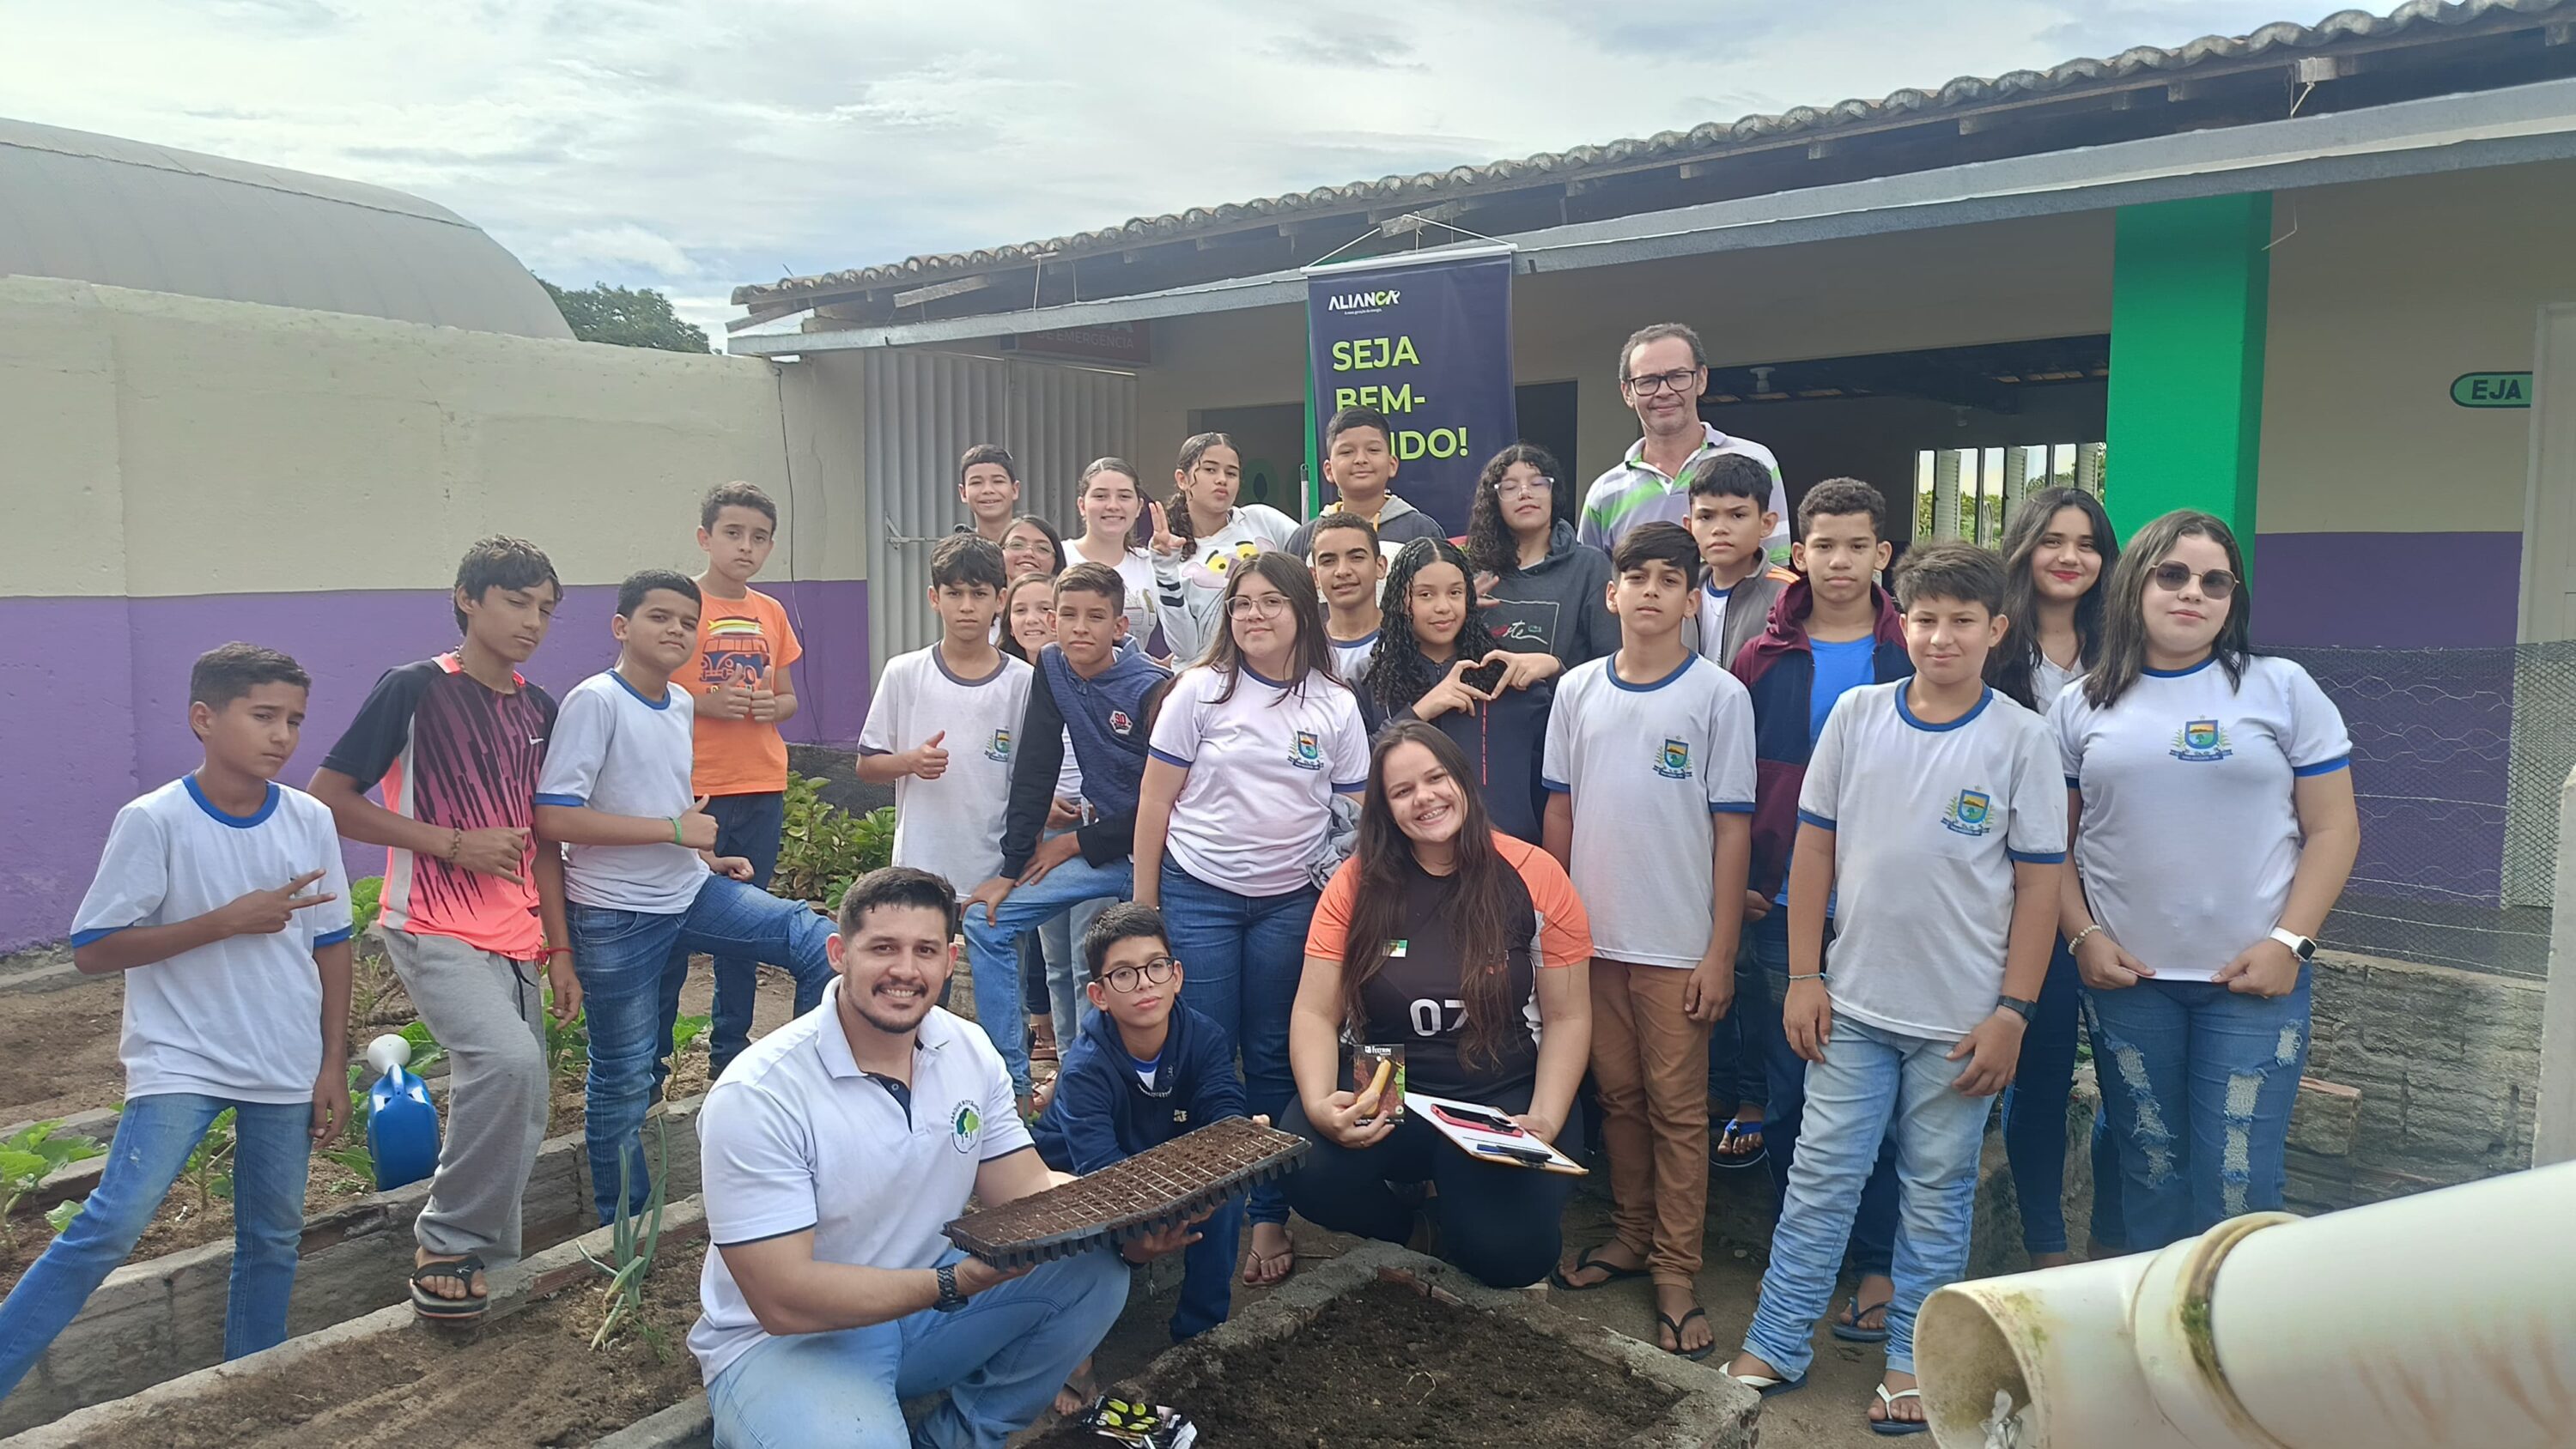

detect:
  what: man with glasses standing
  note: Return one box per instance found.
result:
[1580,324,1789,561]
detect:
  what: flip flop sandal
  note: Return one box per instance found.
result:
[1832,1293,1894,1343]
[1550,1245,1649,1291]
[1711,1118,1769,1170]
[1657,1307,1717,1361]
[1242,1230,1297,1286]
[410,1253,489,1321]
[1720,1364,1808,1398]
[1870,1385,1929,1436]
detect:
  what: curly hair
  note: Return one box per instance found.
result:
[1463,443,1566,580]
[1368,537,1487,719]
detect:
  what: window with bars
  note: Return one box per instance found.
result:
[1912,443,2105,545]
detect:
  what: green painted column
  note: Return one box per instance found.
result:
[2103,193,2273,559]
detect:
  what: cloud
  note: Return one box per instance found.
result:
[0,0,2307,346]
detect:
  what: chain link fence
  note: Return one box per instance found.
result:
[2274,641,2576,980]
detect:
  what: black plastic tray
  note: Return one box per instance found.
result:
[945,1118,1310,1269]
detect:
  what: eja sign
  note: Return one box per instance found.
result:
[2451,372,2531,409]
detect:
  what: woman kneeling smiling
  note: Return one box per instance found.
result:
[1280,723,1594,1288]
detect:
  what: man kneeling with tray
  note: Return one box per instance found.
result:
[688,866,1201,1449]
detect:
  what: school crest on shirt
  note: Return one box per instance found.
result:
[1109,709,1135,737]
[1290,730,1325,771]
[2169,719,2233,763]
[1941,789,1995,837]
[1656,737,1692,780]
[985,729,1013,763]
[950,1100,983,1154]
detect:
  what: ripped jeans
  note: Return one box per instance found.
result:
[2081,967,2311,1251]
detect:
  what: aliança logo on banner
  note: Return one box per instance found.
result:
[1324,288,1401,313]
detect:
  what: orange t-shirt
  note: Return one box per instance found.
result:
[688,586,804,797]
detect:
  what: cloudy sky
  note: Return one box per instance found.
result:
[5,0,2313,344]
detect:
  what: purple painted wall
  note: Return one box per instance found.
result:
[0,579,869,951]
[2254,530,2521,908]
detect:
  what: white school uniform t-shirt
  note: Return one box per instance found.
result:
[2033,654,2082,708]
[1328,630,1381,690]
[2054,656,2350,982]
[690,988,1030,1384]
[1799,684,2067,1039]
[70,778,355,1103]
[536,671,708,913]
[859,646,1033,899]
[1542,653,1757,967]
[1149,664,1368,898]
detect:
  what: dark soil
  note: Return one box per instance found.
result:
[124,1240,708,1448]
[1028,1278,1680,1449]
[945,1119,1307,1264]
[0,974,128,1127]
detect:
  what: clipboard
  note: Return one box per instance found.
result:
[1407,1092,1587,1175]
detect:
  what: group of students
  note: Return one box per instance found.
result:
[0,319,2360,1449]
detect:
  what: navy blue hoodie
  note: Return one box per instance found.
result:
[1031,997,1246,1173]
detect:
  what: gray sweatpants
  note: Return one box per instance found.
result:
[380,931,550,1262]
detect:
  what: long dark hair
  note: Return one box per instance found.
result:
[1340,723,1522,1073]
[1167,432,1241,555]
[1464,443,1566,579]
[996,574,1054,663]
[1370,537,1485,720]
[1202,550,1340,701]
[2085,509,2255,709]
[1990,487,2119,710]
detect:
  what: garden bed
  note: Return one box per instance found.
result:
[1025,1241,1757,1449]
[3,1200,714,1449]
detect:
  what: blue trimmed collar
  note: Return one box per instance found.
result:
[1895,684,1993,733]
[184,774,281,828]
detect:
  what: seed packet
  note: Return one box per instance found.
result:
[1079,1394,1200,1448]
[1352,1043,1406,1125]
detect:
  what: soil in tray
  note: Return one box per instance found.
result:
[120,1241,707,1448]
[1027,1279,1680,1449]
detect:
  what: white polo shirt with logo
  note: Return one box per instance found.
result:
[1577,422,1789,560]
[689,986,1031,1384]
[2052,655,2350,982]
[1541,652,1757,967]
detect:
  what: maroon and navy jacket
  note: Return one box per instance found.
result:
[1728,579,1912,900]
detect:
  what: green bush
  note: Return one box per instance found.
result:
[350,876,384,937]
[3,1122,106,1251]
[771,774,894,906]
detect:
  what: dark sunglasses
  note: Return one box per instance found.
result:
[2149,563,2237,599]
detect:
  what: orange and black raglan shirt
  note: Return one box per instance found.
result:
[320,654,558,961]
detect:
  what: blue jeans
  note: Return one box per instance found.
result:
[1157,861,1315,1228]
[1750,911,1899,1279]
[1743,1019,1990,1380]
[1705,940,1770,1113]
[706,1246,1127,1449]
[2083,967,2312,1252]
[572,874,835,1223]
[687,791,787,1082]
[0,1094,311,1398]
[961,854,1133,1094]
[2000,941,2126,1255]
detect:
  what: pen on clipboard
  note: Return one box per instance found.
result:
[1472,1143,1554,1167]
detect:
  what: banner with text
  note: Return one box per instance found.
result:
[1305,248,1515,535]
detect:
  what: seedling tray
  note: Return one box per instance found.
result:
[945,1117,1309,1269]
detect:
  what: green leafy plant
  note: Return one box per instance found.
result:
[584,1118,670,1353]
[772,775,895,906]
[184,1110,239,1210]
[349,876,385,937]
[396,1019,447,1077]
[45,1196,84,1236]
[671,1013,711,1058]
[544,992,590,1082]
[2,1122,107,1251]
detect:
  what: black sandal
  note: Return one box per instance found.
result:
[410,1252,489,1321]
[1551,1245,1649,1291]
[1659,1306,1716,1361]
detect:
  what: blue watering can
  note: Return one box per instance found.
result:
[364,1034,440,1191]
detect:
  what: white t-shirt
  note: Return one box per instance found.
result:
[1054,727,1084,810]
[1149,664,1367,898]
[1152,505,1302,664]
[1800,683,2067,1038]
[2033,653,2082,708]
[2054,655,2350,982]
[858,646,1033,900]
[1328,629,1380,690]
[70,778,355,1104]
[536,670,708,913]
[1693,583,1735,666]
[690,988,1031,1384]
[1542,652,1757,967]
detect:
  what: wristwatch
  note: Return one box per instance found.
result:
[2268,927,2318,961]
[1994,995,2038,1024]
[933,1262,967,1313]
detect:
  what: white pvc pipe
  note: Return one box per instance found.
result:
[1915,1159,2576,1448]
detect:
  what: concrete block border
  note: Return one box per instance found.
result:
[0,1197,710,1448]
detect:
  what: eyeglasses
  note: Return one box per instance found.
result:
[1623,368,1698,397]
[2149,563,2238,599]
[1102,956,1180,993]
[1227,595,1291,619]
[1494,475,1556,499]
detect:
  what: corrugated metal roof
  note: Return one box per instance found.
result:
[735,0,2573,310]
[0,117,574,338]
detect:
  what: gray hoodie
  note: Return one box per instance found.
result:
[1480,519,1618,668]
